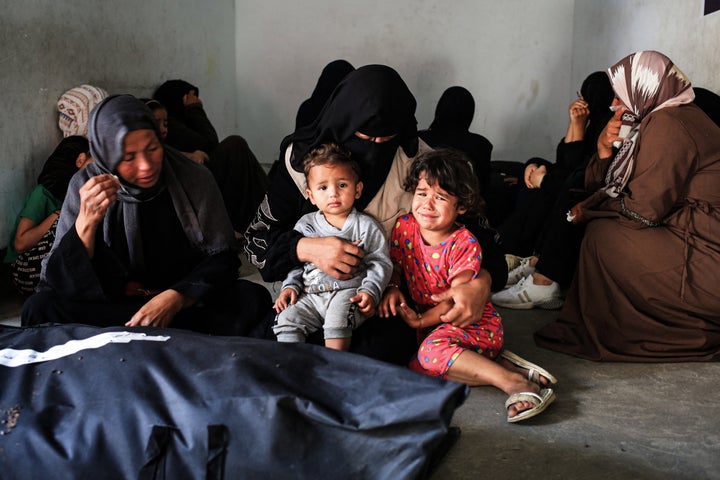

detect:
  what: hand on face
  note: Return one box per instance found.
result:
[78,174,120,225]
[183,90,202,107]
[597,100,625,157]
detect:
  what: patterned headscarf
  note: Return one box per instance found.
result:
[602,51,694,198]
[57,85,109,138]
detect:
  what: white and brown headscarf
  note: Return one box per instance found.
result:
[602,51,695,198]
[57,85,109,137]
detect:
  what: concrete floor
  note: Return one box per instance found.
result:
[239,261,720,480]
[3,262,719,479]
[431,307,720,480]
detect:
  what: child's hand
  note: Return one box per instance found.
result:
[273,288,297,313]
[397,303,424,329]
[378,287,405,318]
[351,291,375,316]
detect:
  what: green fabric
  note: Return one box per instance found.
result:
[4,185,61,263]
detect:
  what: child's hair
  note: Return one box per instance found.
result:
[404,148,485,217]
[302,143,360,181]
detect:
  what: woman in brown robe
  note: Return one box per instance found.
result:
[535,51,720,362]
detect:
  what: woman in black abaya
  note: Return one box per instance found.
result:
[245,64,506,364]
[22,95,270,334]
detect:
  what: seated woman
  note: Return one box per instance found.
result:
[492,72,614,309]
[419,86,493,202]
[497,72,614,259]
[152,80,268,235]
[244,64,507,365]
[4,137,92,294]
[535,51,720,361]
[22,95,271,335]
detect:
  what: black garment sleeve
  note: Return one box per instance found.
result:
[463,217,507,292]
[42,227,126,301]
[165,105,219,154]
[244,158,313,282]
[169,250,239,300]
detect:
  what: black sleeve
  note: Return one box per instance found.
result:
[42,227,126,300]
[169,250,239,300]
[463,217,507,292]
[540,139,586,196]
[243,158,313,282]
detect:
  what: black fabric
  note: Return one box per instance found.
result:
[205,135,269,232]
[36,136,89,201]
[693,87,720,127]
[284,64,418,210]
[0,323,467,479]
[295,59,355,130]
[22,279,271,337]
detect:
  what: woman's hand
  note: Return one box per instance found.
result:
[567,202,587,224]
[524,163,547,189]
[125,289,190,328]
[597,106,625,158]
[296,236,365,280]
[75,174,120,257]
[431,270,491,328]
[185,150,209,165]
[273,288,297,313]
[568,98,590,124]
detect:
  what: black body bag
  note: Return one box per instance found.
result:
[0,324,467,479]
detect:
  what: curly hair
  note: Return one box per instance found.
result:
[302,142,360,181]
[404,148,485,216]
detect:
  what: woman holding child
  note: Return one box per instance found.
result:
[245,64,507,364]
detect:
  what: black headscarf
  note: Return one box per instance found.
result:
[152,80,198,119]
[56,95,233,272]
[693,87,720,127]
[295,60,355,130]
[579,71,615,153]
[429,86,475,131]
[284,64,418,209]
[37,136,89,201]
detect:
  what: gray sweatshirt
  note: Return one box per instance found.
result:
[281,208,392,304]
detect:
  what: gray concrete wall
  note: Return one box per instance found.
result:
[0,0,236,247]
[235,0,576,168]
[571,1,720,98]
[3,1,720,249]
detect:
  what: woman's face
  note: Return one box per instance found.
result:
[152,108,169,140]
[116,129,163,188]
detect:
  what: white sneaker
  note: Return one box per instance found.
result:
[505,257,535,288]
[491,275,563,310]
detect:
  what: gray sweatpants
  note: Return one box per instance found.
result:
[273,289,365,343]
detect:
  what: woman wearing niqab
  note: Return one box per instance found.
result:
[22,95,270,334]
[245,65,507,364]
